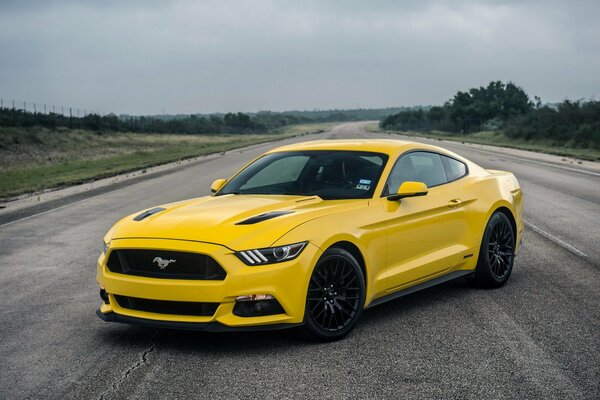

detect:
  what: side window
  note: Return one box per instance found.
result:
[240,155,308,190]
[441,156,467,182]
[384,151,448,195]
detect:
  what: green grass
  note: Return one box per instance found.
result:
[0,123,335,200]
[365,123,600,161]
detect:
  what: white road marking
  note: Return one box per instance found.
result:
[524,220,588,258]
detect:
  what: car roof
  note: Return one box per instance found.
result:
[268,139,451,157]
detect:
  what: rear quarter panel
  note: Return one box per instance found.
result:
[462,170,523,267]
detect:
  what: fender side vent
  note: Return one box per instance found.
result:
[133,207,166,221]
[236,211,294,225]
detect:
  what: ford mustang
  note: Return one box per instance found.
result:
[97,139,523,341]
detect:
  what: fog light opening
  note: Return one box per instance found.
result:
[99,289,110,304]
[233,294,284,317]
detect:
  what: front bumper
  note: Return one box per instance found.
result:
[97,238,320,329]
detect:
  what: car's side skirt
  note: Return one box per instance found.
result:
[367,270,473,308]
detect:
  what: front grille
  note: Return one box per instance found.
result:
[107,249,226,280]
[114,295,219,317]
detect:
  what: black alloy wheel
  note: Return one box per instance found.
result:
[488,217,515,280]
[303,248,365,341]
[469,211,516,288]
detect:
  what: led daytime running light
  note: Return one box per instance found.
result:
[236,242,307,265]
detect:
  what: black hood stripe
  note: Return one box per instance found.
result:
[236,211,294,225]
[133,207,166,221]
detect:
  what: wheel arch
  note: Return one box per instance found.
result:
[494,206,517,240]
[327,240,367,287]
[485,201,519,246]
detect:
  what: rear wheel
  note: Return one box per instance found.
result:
[303,248,365,341]
[469,211,515,288]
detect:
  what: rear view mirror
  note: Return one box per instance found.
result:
[211,179,227,193]
[387,181,428,201]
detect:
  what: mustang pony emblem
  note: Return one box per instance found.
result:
[153,257,176,269]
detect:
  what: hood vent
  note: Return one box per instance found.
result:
[133,207,166,221]
[236,210,294,225]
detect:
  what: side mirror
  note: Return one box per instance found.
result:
[387,181,428,201]
[211,178,227,193]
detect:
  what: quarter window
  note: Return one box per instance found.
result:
[441,156,467,182]
[384,151,447,195]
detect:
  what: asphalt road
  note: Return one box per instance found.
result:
[1,122,598,399]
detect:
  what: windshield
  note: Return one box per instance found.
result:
[218,150,388,200]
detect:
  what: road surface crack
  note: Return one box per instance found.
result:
[98,330,160,400]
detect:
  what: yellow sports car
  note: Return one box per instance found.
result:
[97,139,523,340]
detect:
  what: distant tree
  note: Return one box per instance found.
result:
[505,100,600,148]
[380,81,536,133]
[224,112,253,131]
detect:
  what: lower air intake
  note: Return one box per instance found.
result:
[114,295,219,317]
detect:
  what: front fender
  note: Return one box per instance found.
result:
[271,208,388,306]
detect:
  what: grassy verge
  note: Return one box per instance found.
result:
[0,123,335,200]
[365,123,600,161]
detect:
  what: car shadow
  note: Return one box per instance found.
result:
[96,277,480,354]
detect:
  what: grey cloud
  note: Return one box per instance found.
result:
[0,0,598,114]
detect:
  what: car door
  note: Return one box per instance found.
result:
[383,151,468,292]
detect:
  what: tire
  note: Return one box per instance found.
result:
[302,247,366,342]
[469,211,516,288]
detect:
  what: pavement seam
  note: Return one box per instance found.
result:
[97,330,160,400]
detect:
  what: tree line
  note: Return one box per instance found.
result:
[0,104,407,135]
[0,108,298,134]
[380,81,599,149]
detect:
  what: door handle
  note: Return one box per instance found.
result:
[448,199,462,208]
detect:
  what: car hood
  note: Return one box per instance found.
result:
[110,194,365,250]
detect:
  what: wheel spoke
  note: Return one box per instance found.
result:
[338,306,353,320]
[337,298,358,314]
[313,306,325,320]
[340,267,354,285]
[337,276,358,291]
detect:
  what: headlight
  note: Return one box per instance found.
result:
[102,241,109,255]
[236,242,307,265]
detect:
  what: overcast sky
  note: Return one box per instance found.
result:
[0,0,599,115]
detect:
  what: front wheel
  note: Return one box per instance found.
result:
[469,211,515,288]
[303,248,365,341]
